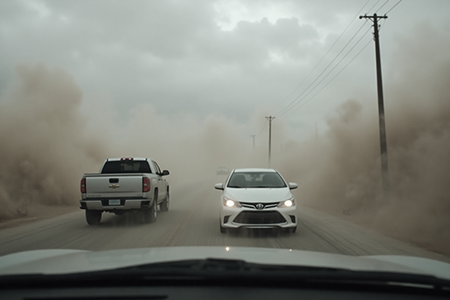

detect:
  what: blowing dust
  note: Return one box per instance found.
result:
[275,27,450,255]
[0,64,108,220]
[0,63,266,221]
[0,27,449,256]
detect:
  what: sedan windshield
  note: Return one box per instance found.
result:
[227,172,287,188]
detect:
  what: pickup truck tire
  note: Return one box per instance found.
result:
[143,197,158,223]
[86,210,102,225]
[160,192,169,212]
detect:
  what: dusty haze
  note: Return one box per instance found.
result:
[0,29,449,255]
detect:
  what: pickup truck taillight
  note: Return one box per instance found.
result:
[143,177,151,193]
[80,178,86,193]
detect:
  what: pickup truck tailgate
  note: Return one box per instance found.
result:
[85,175,144,198]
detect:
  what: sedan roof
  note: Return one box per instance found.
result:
[233,168,277,173]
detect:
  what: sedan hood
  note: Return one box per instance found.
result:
[0,246,450,280]
[225,188,293,203]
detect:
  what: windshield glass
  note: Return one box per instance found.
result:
[0,0,449,280]
[228,172,287,188]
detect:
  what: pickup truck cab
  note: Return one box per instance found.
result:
[80,157,170,225]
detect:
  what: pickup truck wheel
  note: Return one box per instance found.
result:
[143,199,157,223]
[160,192,169,212]
[86,210,102,225]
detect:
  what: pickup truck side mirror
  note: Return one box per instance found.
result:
[160,170,170,176]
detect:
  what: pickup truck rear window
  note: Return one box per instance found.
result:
[101,161,152,174]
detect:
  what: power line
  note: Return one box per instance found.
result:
[366,0,382,14]
[385,0,402,14]
[253,118,268,138]
[300,26,372,99]
[275,0,372,116]
[292,38,373,113]
[375,0,390,13]
[275,0,401,119]
[277,21,370,118]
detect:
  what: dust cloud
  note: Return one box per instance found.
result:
[0,25,449,256]
[0,62,267,221]
[0,64,108,220]
[274,26,450,255]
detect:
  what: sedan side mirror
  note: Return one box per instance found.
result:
[289,182,298,190]
[214,183,224,190]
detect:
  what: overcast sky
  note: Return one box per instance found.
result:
[1,0,449,143]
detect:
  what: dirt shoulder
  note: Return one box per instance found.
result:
[0,204,79,230]
[306,204,450,258]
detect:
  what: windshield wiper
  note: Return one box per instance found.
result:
[2,259,449,292]
[77,259,450,286]
[93,259,450,290]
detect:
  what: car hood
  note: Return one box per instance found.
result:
[0,246,449,280]
[225,188,293,202]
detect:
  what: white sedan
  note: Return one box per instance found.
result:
[214,168,298,233]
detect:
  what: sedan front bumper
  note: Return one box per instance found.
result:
[220,205,297,229]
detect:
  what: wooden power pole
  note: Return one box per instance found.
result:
[360,13,390,197]
[266,116,275,167]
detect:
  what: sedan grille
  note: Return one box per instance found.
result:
[240,202,279,210]
[233,211,286,224]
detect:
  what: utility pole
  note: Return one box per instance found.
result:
[266,116,275,167]
[360,13,390,198]
[315,121,318,142]
[250,134,256,149]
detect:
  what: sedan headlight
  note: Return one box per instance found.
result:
[223,197,241,208]
[278,198,295,208]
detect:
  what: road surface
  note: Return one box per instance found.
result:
[0,176,448,263]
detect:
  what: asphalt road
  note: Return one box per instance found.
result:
[0,176,448,263]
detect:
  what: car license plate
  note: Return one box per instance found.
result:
[108,199,121,206]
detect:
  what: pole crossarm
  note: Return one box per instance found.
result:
[359,13,388,21]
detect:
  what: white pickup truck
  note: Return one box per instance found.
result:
[79,157,170,225]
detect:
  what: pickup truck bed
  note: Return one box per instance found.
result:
[80,158,170,225]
